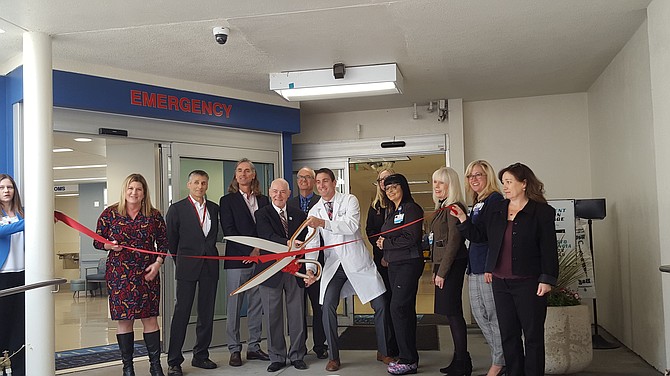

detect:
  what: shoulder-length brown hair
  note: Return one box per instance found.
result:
[227,158,262,196]
[0,174,24,217]
[117,173,156,216]
[498,162,547,204]
[464,160,501,204]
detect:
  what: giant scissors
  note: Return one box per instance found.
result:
[225,219,322,296]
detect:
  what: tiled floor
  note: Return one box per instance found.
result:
[54,289,662,376]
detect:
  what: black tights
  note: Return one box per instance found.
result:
[447,314,468,359]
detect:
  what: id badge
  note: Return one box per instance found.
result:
[428,231,434,245]
[394,213,405,224]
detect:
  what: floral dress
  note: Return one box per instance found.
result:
[93,205,168,320]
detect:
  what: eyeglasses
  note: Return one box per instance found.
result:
[384,183,400,192]
[376,178,386,183]
[466,172,486,180]
[297,175,313,180]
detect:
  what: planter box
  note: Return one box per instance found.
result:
[544,304,593,374]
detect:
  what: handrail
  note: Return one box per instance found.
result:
[0,278,67,298]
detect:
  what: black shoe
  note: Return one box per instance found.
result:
[442,353,472,376]
[167,365,183,376]
[247,349,271,361]
[497,366,506,376]
[315,348,328,359]
[267,362,286,372]
[192,357,217,369]
[292,360,308,370]
[229,352,242,367]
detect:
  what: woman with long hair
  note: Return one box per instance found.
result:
[94,173,168,376]
[430,167,470,376]
[0,174,26,376]
[366,167,398,364]
[451,163,558,376]
[376,173,424,375]
[464,160,505,376]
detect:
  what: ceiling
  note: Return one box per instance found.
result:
[0,0,650,114]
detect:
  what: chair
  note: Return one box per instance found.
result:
[85,258,107,296]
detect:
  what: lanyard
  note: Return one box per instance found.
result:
[188,196,207,229]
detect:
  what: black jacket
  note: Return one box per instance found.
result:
[219,191,270,269]
[380,201,424,264]
[457,199,558,285]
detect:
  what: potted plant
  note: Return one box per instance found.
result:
[544,250,593,374]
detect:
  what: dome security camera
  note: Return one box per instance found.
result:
[213,27,230,45]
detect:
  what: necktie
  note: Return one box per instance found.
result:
[325,201,333,220]
[280,209,289,237]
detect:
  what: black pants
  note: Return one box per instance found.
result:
[0,271,25,376]
[387,258,424,364]
[492,277,547,376]
[375,251,398,356]
[305,278,327,352]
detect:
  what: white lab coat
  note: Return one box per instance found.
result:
[305,191,386,305]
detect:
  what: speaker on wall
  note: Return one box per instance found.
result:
[575,198,606,220]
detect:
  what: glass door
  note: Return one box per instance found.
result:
[161,142,279,350]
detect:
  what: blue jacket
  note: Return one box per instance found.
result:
[0,212,25,269]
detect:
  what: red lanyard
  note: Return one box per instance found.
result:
[188,196,207,229]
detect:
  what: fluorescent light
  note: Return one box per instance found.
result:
[74,137,92,142]
[270,63,403,101]
[0,29,6,34]
[55,193,80,197]
[53,164,106,170]
[407,180,429,185]
[54,177,106,182]
[53,148,73,153]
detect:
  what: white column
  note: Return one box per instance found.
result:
[22,31,54,376]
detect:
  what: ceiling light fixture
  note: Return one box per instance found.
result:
[0,29,6,34]
[74,137,92,142]
[53,148,74,153]
[53,164,107,170]
[54,177,106,183]
[270,63,403,101]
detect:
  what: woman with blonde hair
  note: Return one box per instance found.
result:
[366,167,399,363]
[94,173,168,376]
[464,160,505,376]
[430,167,471,376]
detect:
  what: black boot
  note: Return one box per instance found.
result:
[144,330,165,376]
[116,332,135,376]
[439,352,456,374]
[444,352,472,376]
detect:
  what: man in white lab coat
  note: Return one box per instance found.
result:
[303,168,390,372]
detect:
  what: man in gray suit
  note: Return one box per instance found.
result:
[255,178,309,372]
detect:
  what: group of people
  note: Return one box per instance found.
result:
[0,156,557,376]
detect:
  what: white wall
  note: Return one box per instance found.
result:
[587,18,664,370]
[54,196,80,281]
[463,93,592,200]
[647,0,670,369]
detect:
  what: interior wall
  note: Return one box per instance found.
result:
[587,18,664,370]
[462,93,592,200]
[647,0,670,369]
[54,196,80,281]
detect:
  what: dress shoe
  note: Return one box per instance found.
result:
[191,357,217,369]
[167,365,183,376]
[292,360,308,370]
[325,359,341,372]
[315,348,329,359]
[376,351,396,365]
[247,349,271,361]
[229,352,242,367]
[267,361,285,372]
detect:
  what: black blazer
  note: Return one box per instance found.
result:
[457,199,559,285]
[380,201,424,263]
[166,197,220,281]
[219,191,270,269]
[254,204,308,288]
[287,193,320,215]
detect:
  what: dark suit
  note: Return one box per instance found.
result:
[287,193,328,354]
[166,197,220,366]
[254,204,308,363]
[219,191,270,353]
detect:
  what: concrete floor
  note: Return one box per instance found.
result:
[60,325,661,376]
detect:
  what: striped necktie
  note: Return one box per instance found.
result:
[280,209,289,237]
[325,201,333,220]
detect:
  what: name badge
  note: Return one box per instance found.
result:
[394,213,405,224]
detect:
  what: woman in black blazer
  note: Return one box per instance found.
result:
[450,163,558,376]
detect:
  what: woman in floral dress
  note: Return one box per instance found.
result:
[94,173,167,376]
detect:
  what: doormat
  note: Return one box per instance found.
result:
[338,324,439,351]
[55,341,149,370]
[354,314,448,326]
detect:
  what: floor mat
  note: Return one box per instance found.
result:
[55,341,148,370]
[338,324,440,351]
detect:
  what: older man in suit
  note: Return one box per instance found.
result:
[303,168,389,372]
[287,166,328,360]
[255,178,309,372]
[166,170,220,376]
[220,159,270,367]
